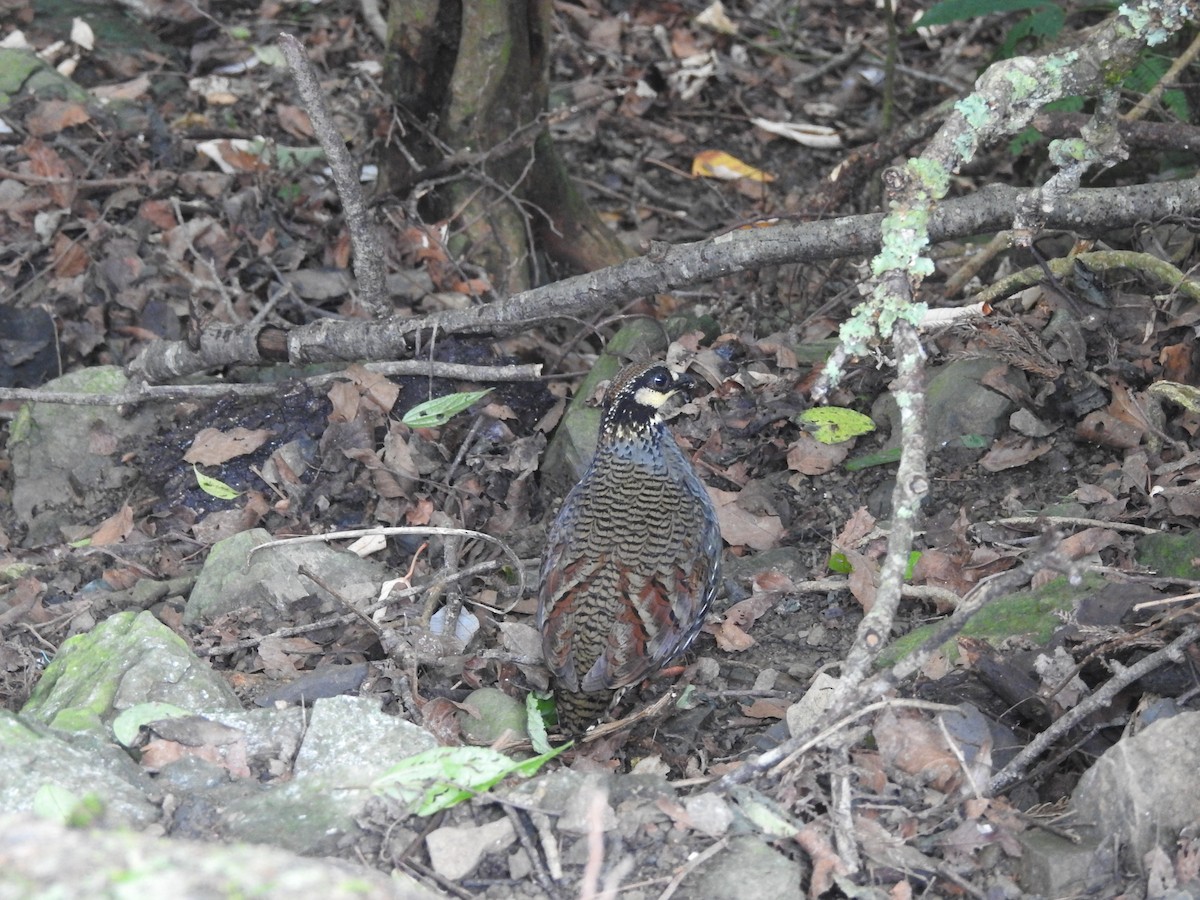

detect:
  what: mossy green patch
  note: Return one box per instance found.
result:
[880,573,1105,666]
[1135,532,1200,580]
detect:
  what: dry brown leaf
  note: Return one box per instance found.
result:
[91,74,152,102]
[910,548,970,604]
[27,100,91,137]
[101,567,141,591]
[1074,482,1117,504]
[753,569,795,593]
[137,718,251,779]
[90,505,133,547]
[1058,527,1121,559]
[706,487,783,550]
[979,435,1052,471]
[345,363,401,413]
[711,620,755,651]
[873,708,961,793]
[723,593,776,629]
[833,507,876,550]
[51,232,89,278]
[420,697,464,746]
[326,380,361,423]
[786,431,848,476]
[844,547,878,612]
[257,635,303,679]
[24,138,75,207]
[406,497,434,526]
[740,699,787,719]
[183,426,272,465]
[796,823,850,897]
[276,103,314,139]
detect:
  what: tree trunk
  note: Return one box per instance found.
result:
[383,0,628,294]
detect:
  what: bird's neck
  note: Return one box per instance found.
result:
[599,415,664,447]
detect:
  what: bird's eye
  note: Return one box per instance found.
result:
[650,370,671,389]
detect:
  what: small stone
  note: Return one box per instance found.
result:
[683,793,733,838]
[752,668,778,692]
[508,848,532,880]
[786,672,840,738]
[678,834,802,899]
[804,623,828,647]
[691,657,721,684]
[557,775,617,835]
[425,817,516,881]
[456,687,528,744]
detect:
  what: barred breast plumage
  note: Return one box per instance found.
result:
[537,361,722,734]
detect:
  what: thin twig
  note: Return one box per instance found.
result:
[655,838,728,900]
[0,360,540,409]
[252,526,525,603]
[987,624,1200,794]
[984,515,1161,536]
[278,32,386,317]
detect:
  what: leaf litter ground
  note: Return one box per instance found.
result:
[1,0,1199,897]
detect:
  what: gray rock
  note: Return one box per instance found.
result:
[677,835,802,900]
[556,773,618,835]
[0,813,432,899]
[21,610,240,735]
[1022,709,1200,896]
[425,818,516,880]
[1072,710,1200,868]
[1017,828,1107,898]
[184,528,385,628]
[875,357,1024,450]
[502,767,588,816]
[8,366,158,547]
[684,793,734,838]
[0,711,160,829]
[214,696,437,854]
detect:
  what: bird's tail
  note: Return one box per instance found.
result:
[554,689,613,735]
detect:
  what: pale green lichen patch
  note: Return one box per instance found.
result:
[1049,138,1089,165]
[873,208,934,277]
[1120,0,1193,46]
[954,94,991,129]
[836,306,880,358]
[1003,66,1040,100]
[905,158,950,198]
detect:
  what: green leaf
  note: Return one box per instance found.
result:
[372,743,568,815]
[526,692,554,755]
[797,407,876,445]
[1125,55,1192,122]
[252,45,287,69]
[828,552,852,575]
[33,784,104,827]
[111,702,192,748]
[193,465,240,500]
[997,5,1065,57]
[402,389,493,428]
[905,551,922,581]
[830,550,921,581]
[844,447,902,471]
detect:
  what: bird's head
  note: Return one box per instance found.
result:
[600,362,696,438]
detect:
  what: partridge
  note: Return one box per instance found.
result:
[538,361,722,734]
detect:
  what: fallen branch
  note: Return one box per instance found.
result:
[127,177,1200,382]
[0,360,543,409]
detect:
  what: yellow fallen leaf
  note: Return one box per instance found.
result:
[691,149,775,183]
[695,1,738,34]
